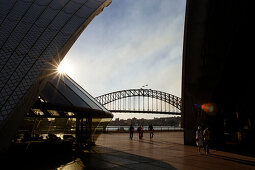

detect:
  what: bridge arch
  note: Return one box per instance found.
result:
[95,89,182,115]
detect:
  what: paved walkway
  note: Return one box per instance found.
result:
[91,132,255,170]
[3,132,255,169]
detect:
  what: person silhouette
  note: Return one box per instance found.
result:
[203,127,210,154]
[196,125,203,154]
[129,124,134,139]
[141,125,144,139]
[149,124,154,138]
[137,125,143,139]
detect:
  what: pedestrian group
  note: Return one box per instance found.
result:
[129,124,154,140]
[196,125,210,155]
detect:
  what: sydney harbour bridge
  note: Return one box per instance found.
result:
[96,88,182,116]
[1,0,251,156]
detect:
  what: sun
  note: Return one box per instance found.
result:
[57,59,73,74]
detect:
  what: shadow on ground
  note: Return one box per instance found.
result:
[0,145,177,170]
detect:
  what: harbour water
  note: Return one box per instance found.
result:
[105,126,182,132]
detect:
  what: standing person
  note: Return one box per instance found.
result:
[141,125,144,139]
[203,127,210,155]
[138,125,143,139]
[129,124,134,140]
[137,125,142,139]
[149,124,154,138]
[196,126,203,154]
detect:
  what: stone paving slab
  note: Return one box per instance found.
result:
[94,132,255,170]
[2,132,255,169]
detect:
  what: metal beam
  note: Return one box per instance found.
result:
[96,88,182,111]
[108,110,181,115]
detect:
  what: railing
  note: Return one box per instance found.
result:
[104,126,183,132]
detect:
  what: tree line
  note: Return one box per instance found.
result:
[108,117,181,127]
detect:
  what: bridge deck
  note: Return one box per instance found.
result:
[108,110,181,115]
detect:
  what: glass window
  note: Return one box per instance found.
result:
[47,110,60,116]
[32,109,44,116]
[62,75,108,112]
[51,78,90,108]
[40,82,72,106]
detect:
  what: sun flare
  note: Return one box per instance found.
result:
[57,60,73,74]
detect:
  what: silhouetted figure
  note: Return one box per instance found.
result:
[149,124,154,138]
[46,134,60,143]
[137,125,143,139]
[203,127,210,155]
[141,125,144,138]
[137,125,140,139]
[129,124,134,139]
[196,126,203,154]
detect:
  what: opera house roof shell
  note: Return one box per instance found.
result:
[0,0,112,152]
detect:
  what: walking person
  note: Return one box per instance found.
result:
[203,127,210,155]
[129,124,134,140]
[196,125,203,154]
[138,125,143,139]
[137,125,141,139]
[141,125,144,139]
[149,124,154,138]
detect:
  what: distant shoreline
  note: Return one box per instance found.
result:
[104,126,183,133]
[103,130,183,133]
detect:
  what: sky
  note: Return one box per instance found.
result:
[59,0,186,120]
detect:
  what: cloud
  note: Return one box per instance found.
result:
[62,0,186,100]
